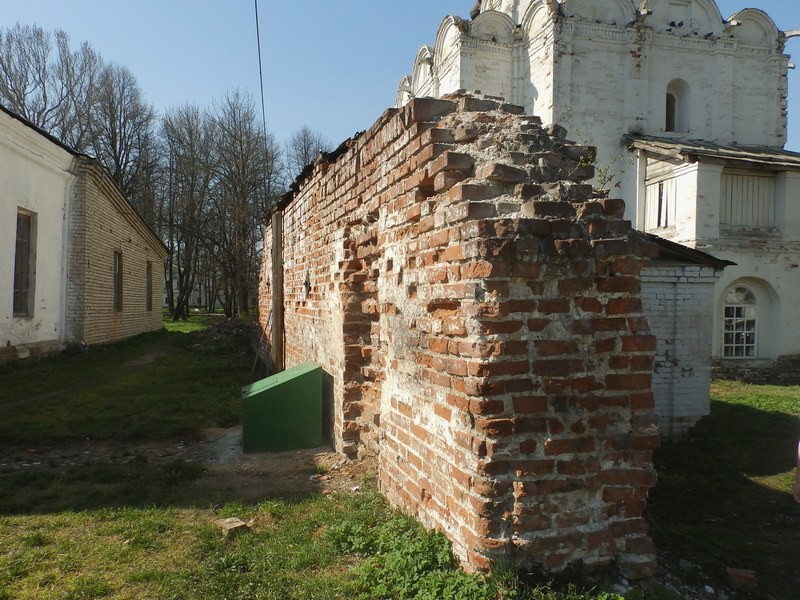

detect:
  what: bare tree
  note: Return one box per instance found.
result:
[211,89,282,316]
[52,31,101,152]
[0,24,99,150]
[90,63,156,206]
[0,25,159,224]
[0,23,55,125]
[160,104,217,320]
[285,124,332,179]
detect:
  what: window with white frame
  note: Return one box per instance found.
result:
[644,178,678,230]
[723,285,758,358]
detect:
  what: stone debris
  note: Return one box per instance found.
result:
[726,567,758,590]
[213,517,253,539]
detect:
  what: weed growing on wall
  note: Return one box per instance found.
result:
[572,131,634,194]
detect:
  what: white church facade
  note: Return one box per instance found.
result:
[397,0,799,432]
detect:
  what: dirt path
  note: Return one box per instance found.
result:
[0,424,376,500]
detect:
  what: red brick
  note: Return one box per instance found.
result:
[477,320,524,335]
[537,299,571,313]
[439,245,465,262]
[478,161,528,183]
[513,396,549,413]
[593,337,617,353]
[606,297,643,314]
[543,437,596,455]
[610,257,645,275]
[513,459,555,476]
[405,97,456,123]
[517,417,548,433]
[511,261,541,278]
[630,356,655,371]
[427,337,449,354]
[470,398,506,415]
[446,393,470,412]
[599,198,626,217]
[468,360,529,377]
[606,374,651,391]
[476,418,516,436]
[558,278,593,295]
[596,277,641,294]
[620,335,657,352]
[534,340,579,357]
[630,392,655,410]
[533,359,585,377]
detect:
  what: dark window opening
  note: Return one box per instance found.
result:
[13,210,35,316]
[666,93,677,132]
[114,251,123,312]
[146,261,153,311]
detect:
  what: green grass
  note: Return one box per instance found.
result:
[648,379,800,599]
[0,316,249,443]
[2,330,798,598]
[0,490,624,600]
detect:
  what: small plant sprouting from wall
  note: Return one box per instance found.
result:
[573,131,634,194]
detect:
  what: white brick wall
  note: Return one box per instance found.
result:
[641,263,718,435]
[69,158,166,346]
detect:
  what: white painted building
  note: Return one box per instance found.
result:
[0,105,167,362]
[0,107,74,359]
[396,0,800,432]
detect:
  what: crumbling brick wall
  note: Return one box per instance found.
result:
[260,94,659,578]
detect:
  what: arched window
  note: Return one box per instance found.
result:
[665,79,690,133]
[723,285,758,358]
[665,93,677,132]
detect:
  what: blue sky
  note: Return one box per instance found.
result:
[3,1,798,150]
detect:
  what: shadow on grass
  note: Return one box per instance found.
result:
[0,318,319,515]
[0,322,257,445]
[648,399,800,599]
[0,453,326,516]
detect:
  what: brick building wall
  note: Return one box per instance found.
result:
[640,263,718,436]
[260,94,660,578]
[68,157,165,346]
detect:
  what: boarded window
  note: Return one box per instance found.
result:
[720,171,775,227]
[13,210,36,316]
[723,285,757,358]
[644,178,677,230]
[114,251,123,312]
[146,261,153,311]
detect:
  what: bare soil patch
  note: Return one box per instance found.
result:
[0,426,377,503]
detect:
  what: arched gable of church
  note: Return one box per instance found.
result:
[479,0,536,24]
[433,15,465,67]
[520,0,559,41]
[558,0,636,27]
[640,0,724,36]
[727,9,781,45]
[395,75,413,107]
[471,10,517,44]
[411,46,436,98]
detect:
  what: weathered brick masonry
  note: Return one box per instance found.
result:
[260,94,660,577]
